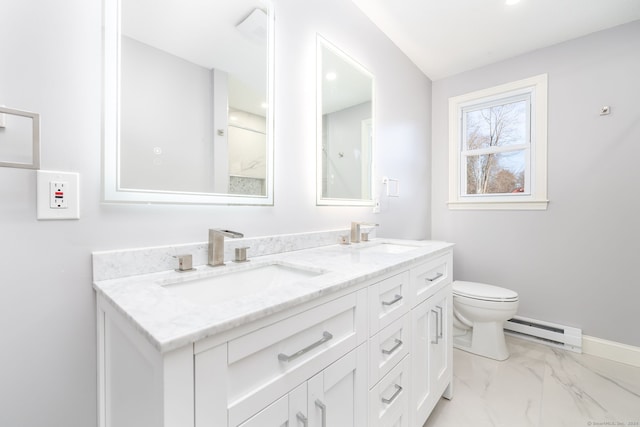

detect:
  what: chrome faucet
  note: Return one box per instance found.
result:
[350,222,379,243]
[208,229,244,267]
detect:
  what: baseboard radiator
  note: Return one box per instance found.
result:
[503,316,582,353]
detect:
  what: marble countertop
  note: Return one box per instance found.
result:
[93,238,454,353]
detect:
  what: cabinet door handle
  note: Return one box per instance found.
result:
[278,331,333,362]
[382,294,403,306]
[381,384,403,404]
[381,338,403,355]
[431,309,440,344]
[437,305,444,339]
[296,411,308,427]
[425,272,443,282]
[315,399,327,427]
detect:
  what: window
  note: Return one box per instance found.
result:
[448,74,548,210]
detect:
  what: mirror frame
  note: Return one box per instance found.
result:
[316,35,375,207]
[102,0,275,205]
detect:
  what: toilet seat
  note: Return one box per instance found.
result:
[453,281,518,302]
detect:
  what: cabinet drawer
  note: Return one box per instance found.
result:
[226,290,367,427]
[410,252,452,307]
[369,313,410,387]
[368,355,410,427]
[369,271,410,336]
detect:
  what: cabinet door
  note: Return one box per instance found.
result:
[307,344,367,427]
[288,383,309,427]
[237,383,308,427]
[430,285,452,401]
[237,394,288,427]
[410,297,434,427]
[410,285,453,427]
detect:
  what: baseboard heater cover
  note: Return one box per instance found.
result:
[503,316,582,353]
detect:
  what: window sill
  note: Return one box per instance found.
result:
[447,200,549,210]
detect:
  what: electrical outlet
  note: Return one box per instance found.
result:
[37,170,80,220]
[373,197,381,213]
[50,181,68,209]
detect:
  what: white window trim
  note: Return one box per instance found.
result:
[448,74,549,210]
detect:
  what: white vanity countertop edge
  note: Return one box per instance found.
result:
[93,239,454,353]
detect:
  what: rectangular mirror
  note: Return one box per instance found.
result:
[316,35,374,206]
[0,106,40,170]
[103,0,274,204]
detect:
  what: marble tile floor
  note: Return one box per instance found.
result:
[424,336,640,427]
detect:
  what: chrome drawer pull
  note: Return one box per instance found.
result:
[381,338,403,355]
[382,294,403,306]
[425,272,443,282]
[296,412,308,427]
[431,309,440,344]
[278,331,333,362]
[381,384,403,404]
[437,305,444,339]
[315,399,327,427]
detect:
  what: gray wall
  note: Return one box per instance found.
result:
[0,0,431,426]
[431,21,640,347]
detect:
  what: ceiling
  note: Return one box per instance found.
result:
[351,0,640,81]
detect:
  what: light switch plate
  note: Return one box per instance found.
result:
[37,170,80,220]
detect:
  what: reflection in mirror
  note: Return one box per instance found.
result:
[317,36,374,206]
[103,0,273,204]
[0,106,40,170]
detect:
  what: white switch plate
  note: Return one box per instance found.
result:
[37,170,80,220]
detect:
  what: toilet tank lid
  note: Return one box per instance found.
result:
[453,281,518,301]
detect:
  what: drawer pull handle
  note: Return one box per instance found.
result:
[381,338,403,355]
[425,272,443,282]
[381,384,403,404]
[437,305,444,339]
[296,412,308,427]
[382,294,403,306]
[278,331,333,362]
[315,399,327,427]
[431,309,440,344]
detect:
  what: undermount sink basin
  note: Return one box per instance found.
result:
[355,243,418,254]
[163,263,323,305]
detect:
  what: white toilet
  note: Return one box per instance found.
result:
[452,281,519,361]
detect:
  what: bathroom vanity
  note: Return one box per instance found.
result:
[93,232,453,427]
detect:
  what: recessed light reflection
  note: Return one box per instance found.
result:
[326,72,337,81]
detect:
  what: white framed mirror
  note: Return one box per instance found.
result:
[103,0,274,204]
[316,35,374,206]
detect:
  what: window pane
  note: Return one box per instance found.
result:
[465,150,526,195]
[464,99,527,151]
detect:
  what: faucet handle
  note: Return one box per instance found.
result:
[233,247,250,263]
[174,254,195,272]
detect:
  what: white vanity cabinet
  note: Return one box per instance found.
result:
[95,245,454,427]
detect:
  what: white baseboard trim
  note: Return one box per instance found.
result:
[582,336,640,368]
